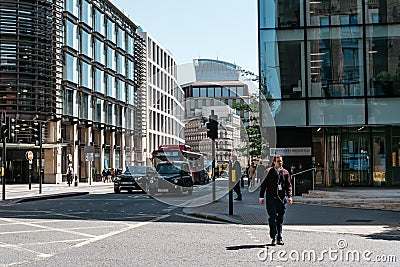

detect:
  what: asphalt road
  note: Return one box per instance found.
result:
[0,192,399,266]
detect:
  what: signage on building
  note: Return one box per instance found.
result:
[270,147,312,156]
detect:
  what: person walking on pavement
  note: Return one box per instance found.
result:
[259,155,292,245]
[230,155,242,201]
[256,160,266,184]
[66,165,73,187]
[248,162,256,187]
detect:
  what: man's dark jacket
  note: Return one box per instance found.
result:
[259,167,292,202]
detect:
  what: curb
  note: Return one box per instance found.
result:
[8,192,90,204]
[182,208,243,224]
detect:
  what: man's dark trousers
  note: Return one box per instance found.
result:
[266,198,286,240]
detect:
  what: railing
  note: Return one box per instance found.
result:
[291,168,316,196]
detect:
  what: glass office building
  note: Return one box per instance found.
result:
[259,0,400,187]
[0,0,146,183]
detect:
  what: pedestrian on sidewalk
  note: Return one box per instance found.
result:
[256,161,266,184]
[248,162,256,187]
[259,155,292,246]
[66,164,73,187]
[229,155,242,201]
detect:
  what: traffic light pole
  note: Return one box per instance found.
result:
[211,139,216,202]
[2,134,6,201]
[38,121,43,194]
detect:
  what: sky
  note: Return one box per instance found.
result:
[110,0,259,74]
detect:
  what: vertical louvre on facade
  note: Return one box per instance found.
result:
[134,33,147,140]
[0,0,61,121]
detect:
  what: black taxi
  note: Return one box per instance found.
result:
[148,161,193,195]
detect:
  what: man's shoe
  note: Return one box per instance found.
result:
[234,197,242,201]
[277,239,284,245]
[271,239,276,246]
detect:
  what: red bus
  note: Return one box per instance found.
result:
[152,145,209,184]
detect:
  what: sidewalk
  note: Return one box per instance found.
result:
[0,182,113,203]
[183,186,400,225]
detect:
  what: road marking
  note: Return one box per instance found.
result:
[0,217,96,238]
[71,214,170,248]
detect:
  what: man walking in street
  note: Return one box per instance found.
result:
[66,164,73,187]
[230,155,242,200]
[259,155,292,245]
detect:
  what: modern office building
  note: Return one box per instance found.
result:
[137,32,185,165]
[259,0,400,187]
[0,0,147,184]
[181,59,250,167]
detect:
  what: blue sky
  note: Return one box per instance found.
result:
[110,0,258,74]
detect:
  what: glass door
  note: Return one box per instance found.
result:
[341,127,370,186]
[372,130,386,186]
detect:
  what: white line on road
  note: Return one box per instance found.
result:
[71,214,170,248]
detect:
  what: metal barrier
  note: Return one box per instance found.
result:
[291,168,316,196]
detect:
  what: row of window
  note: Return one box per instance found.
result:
[63,53,135,103]
[190,86,245,98]
[269,98,400,127]
[260,0,400,29]
[63,89,135,129]
[65,21,135,76]
[260,25,400,99]
[65,0,135,52]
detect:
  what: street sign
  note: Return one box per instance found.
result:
[26,151,34,160]
[85,152,94,162]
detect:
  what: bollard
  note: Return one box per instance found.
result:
[74,175,78,187]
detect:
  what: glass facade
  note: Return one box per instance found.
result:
[259,0,400,186]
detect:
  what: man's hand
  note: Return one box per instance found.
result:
[259,198,264,205]
[288,198,293,205]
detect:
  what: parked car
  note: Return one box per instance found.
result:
[113,166,156,193]
[148,161,193,195]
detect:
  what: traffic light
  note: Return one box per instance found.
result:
[6,117,15,141]
[0,118,6,140]
[206,118,218,139]
[32,121,42,145]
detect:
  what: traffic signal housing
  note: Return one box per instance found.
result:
[32,121,42,145]
[206,118,218,140]
[6,117,15,141]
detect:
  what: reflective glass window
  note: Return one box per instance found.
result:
[94,9,105,36]
[65,0,79,17]
[80,60,92,89]
[127,34,134,55]
[106,46,116,70]
[366,1,400,24]
[65,19,78,50]
[94,68,105,94]
[107,19,116,43]
[117,27,125,50]
[80,29,92,57]
[260,0,302,29]
[309,99,365,125]
[307,27,364,98]
[260,29,304,100]
[366,25,400,97]
[117,53,125,75]
[127,84,134,104]
[94,38,105,65]
[368,98,400,124]
[81,0,92,27]
[80,93,89,119]
[222,87,229,97]
[273,100,306,126]
[63,53,78,83]
[237,86,244,96]
[207,87,214,97]
[192,87,199,97]
[308,0,362,27]
[107,74,116,98]
[127,59,134,80]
